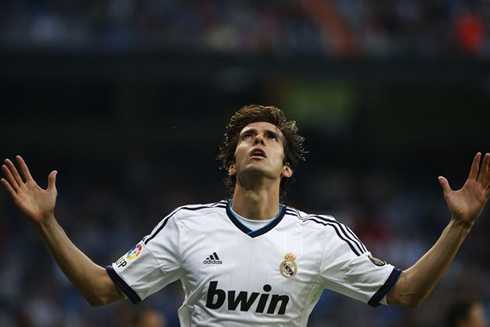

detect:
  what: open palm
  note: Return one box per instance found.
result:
[1,156,58,224]
[438,153,490,226]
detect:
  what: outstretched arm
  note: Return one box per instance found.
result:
[1,156,124,306]
[387,152,490,307]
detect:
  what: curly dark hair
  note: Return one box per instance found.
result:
[217,104,306,199]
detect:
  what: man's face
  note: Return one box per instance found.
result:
[228,121,292,182]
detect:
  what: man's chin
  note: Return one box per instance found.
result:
[240,166,276,179]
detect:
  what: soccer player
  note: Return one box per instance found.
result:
[2,105,489,326]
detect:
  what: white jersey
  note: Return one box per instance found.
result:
[107,200,401,326]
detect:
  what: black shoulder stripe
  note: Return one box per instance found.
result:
[144,212,174,245]
[144,202,226,245]
[285,207,302,217]
[310,215,367,256]
[303,217,362,256]
[343,224,368,253]
[286,208,367,256]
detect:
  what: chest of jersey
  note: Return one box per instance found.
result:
[177,215,325,318]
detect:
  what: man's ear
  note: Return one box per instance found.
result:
[228,162,236,176]
[282,163,293,178]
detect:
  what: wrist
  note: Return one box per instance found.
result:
[35,213,58,232]
[449,216,473,234]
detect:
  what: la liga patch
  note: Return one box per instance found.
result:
[126,243,143,260]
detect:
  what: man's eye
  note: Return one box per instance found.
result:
[243,134,252,139]
[269,134,277,141]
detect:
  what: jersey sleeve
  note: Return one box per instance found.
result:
[106,211,182,304]
[319,222,401,307]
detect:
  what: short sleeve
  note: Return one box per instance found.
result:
[320,232,401,307]
[106,213,182,303]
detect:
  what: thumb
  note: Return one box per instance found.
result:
[48,170,58,193]
[438,176,452,194]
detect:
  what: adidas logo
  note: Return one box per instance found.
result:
[203,252,222,265]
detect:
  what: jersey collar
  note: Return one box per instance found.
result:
[226,200,286,238]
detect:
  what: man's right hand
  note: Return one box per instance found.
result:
[1,155,58,225]
[2,155,123,306]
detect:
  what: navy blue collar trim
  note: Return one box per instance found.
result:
[226,200,286,238]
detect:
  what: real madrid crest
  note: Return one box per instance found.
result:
[280,252,298,278]
[368,255,386,266]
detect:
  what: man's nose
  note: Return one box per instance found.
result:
[254,134,265,145]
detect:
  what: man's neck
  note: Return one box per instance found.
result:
[231,185,281,221]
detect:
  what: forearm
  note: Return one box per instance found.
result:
[387,218,471,307]
[35,215,123,306]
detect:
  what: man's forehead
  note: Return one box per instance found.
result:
[240,121,282,134]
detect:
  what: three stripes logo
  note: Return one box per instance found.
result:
[203,252,222,265]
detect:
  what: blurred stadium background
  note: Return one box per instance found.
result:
[1,0,490,326]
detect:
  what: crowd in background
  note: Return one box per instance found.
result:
[1,0,490,326]
[1,0,489,57]
[0,146,489,326]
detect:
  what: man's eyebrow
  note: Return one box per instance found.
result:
[265,129,278,136]
[240,126,283,139]
[241,127,257,133]
[240,127,257,136]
